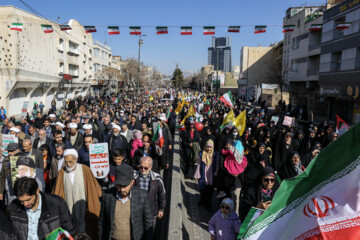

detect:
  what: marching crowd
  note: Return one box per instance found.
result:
[0,89,340,240]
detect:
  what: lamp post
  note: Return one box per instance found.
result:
[137,35,145,94]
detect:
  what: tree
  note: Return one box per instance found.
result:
[95,67,121,94]
[171,67,184,88]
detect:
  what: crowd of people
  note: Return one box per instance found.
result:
[0,88,341,240]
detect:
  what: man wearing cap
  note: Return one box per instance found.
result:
[65,122,84,151]
[52,148,102,237]
[109,124,129,159]
[98,164,153,240]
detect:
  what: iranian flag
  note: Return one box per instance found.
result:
[129,26,141,35]
[241,122,360,240]
[60,24,72,31]
[152,124,164,156]
[84,26,96,33]
[309,24,323,32]
[283,25,295,33]
[203,26,215,35]
[46,227,73,240]
[336,22,352,30]
[336,114,350,137]
[228,26,240,33]
[108,26,120,35]
[220,91,235,108]
[166,106,173,122]
[181,26,192,35]
[156,26,168,34]
[10,23,23,31]
[239,208,264,238]
[254,25,266,34]
[41,24,53,33]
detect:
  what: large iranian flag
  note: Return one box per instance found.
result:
[241,122,360,240]
[152,124,164,156]
[220,91,235,108]
[46,227,73,240]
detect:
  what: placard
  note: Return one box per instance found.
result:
[10,155,36,187]
[271,116,279,125]
[89,143,109,179]
[21,101,29,119]
[2,134,16,156]
[283,116,294,127]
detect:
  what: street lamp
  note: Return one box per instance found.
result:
[137,35,145,94]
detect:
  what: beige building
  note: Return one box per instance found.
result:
[0,6,112,116]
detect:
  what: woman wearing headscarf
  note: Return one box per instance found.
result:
[239,167,280,221]
[200,127,216,151]
[279,151,305,180]
[301,145,320,168]
[194,139,218,210]
[208,198,241,240]
[183,123,201,179]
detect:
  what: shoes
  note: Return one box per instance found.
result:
[216,191,226,199]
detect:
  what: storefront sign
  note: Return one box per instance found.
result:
[89,143,109,179]
[320,86,341,96]
[347,85,359,99]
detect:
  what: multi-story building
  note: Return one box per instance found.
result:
[208,37,232,73]
[0,6,112,116]
[282,6,325,116]
[319,0,360,124]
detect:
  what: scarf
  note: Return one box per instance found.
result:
[63,164,86,214]
[293,162,303,175]
[201,140,214,165]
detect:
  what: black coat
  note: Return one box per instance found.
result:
[98,187,153,240]
[0,210,17,240]
[65,132,84,151]
[7,192,75,240]
[182,130,201,160]
[131,145,161,173]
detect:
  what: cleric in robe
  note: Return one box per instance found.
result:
[52,148,102,238]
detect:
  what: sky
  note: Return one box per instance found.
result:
[3,0,327,75]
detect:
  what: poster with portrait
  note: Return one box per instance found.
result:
[89,143,109,179]
[10,155,36,187]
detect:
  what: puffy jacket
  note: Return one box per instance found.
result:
[134,171,166,217]
[7,192,75,240]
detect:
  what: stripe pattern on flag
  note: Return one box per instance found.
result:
[130,26,141,35]
[41,24,53,33]
[108,26,120,35]
[84,26,96,33]
[309,24,323,32]
[156,26,168,34]
[283,25,295,33]
[203,26,215,35]
[10,23,23,31]
[336,22,352,30]
[228,26,240,33]
[254,25,266,34]
[60,24,72,31]
[181,26,192,35]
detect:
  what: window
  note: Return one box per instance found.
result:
[297,19,300,27]
[89,49,92,59]
[355,48,360,70]
[68,41,79,55]
[94,63,100,74]
[291,60,298,72]
[59,62,64,74]
[331,52,342,72]
[334,17,346,39]
[94,48,100,57]
[59,38,64,52]
[69,64,79,76]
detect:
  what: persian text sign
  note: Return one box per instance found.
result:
[89,143,109,179]
[2,134,16,156]
[283,116,294,126]
[21,101,29,119]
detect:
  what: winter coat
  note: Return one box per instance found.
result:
[7,192,75,240]
[208,210,241,240]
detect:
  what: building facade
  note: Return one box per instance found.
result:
[282,6,325,117]
[207,37,232,73]
[0,6,112,116]
[319,0,360,124]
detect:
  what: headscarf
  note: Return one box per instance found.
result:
[292,153,303,174]
[202,139,214,165]
[221,198,234,212]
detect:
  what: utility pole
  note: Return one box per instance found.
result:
[137,35,144,95]
[216,47,219,96]
[176,64,179,89]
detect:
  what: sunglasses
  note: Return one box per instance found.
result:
[143,140,150,143]
[221,205,230,210]
[263,178,275,183]
[190,127,195,129]
[139,166,150,170]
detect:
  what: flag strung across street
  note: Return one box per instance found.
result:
[108,26,120,35]
[84,26,96,33]
[181,26,192,35]
[240,122,360,240]
[282,25,295,32]
[129,26,141,35]
[60,24,72,31]
[254,25,266,34]
[203,26,215,35]
[156,26,168,34]
[41,24,53,33]
[228,26,240,33]
[10,23,23,31]
[336,114,350,137]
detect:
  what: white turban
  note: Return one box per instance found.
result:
[64,149,78,159]
[112,124,121,131]
[55,122,65,128]
[69,123,78,129]
[49,114,56,118]
[9,127,20,133]
[83,124,92,130]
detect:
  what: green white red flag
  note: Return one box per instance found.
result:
[228,26,240,33]
[181,26,192,35]
[152,124,164,156]
[129,26,141,35]
[238,208,264,238]
[336,22,352,30]
[156,26,168,34]
[254,25,266,34]
[309,24,323,32]
[220,91,235,108]
[46,227,73,240]
[336,115,350,137]
[283,25,295,33]
[60,25,72,31]
[41,24,53,33]
[108,26,120,35]
[10,23,23,31]
[203,26,215,35]
[241,122,360,240]
[84,26,96,33]
[166,106,173,122]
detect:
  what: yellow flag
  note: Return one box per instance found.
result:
[149,96,154,101]
[175,101,183,114]
[203,96,207,102]
[181,104,195,125]
[235,110,246,136]
[222,109,235,126]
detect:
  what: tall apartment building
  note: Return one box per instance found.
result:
[0,6,112,115]
[319,0,360,124]
[208,37,232,73]
[282,6,325,116]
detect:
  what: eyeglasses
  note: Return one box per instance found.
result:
[139,166,150,170]
[221,205,230,210]
[143,140,150,143]
[263,178,275,183]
